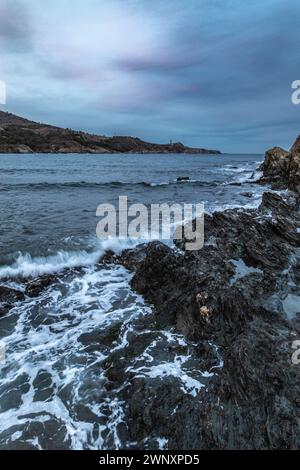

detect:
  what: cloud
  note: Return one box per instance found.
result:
[1,0,300,152]
[0,0,32,48]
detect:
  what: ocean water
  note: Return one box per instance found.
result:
[0,152,264,449]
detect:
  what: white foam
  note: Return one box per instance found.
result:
[0,250,104,279]
[0,264,151,449]
[125,331,216,398]
[149,182,169,187]
[129,355,205,397]
[157,437,168,449]
[0,237,144,280]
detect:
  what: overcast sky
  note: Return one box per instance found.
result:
[0,0,300,152]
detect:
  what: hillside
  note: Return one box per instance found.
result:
[0,111,221,154]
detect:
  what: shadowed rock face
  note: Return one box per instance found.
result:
[0,111,221,155]
[260,135,300,193]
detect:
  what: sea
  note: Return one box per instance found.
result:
[0,152,266,449]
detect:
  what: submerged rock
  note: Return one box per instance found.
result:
[177,177,190,182]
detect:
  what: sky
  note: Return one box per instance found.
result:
[0,0,300,153]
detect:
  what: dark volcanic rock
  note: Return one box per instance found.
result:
[113,191,300,449]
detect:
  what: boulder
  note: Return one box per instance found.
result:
[259,135,300,193]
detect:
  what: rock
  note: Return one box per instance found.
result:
[177,177,190,182]
[100,250,117,265]
[0,286,24,303]
[15,145,33,153]
[259,191,298,215]
[114,243,149,272]
[112,192,300,449]
[259,135,300,193]
[289,135,300,193]
[259,147,290,186]
[241,192,253,198]
[0,285,25,316]
[25,275,57,297]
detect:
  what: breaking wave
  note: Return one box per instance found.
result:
[0,238,143,280]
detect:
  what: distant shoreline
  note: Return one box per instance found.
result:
[0,111,221,155]
[0,150,222,155]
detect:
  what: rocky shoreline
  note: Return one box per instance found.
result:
[113,190,300,448]
[1,135,300,449]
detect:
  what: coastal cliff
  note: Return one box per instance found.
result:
[0,111,220,155]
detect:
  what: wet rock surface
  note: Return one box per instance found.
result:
[0,274,61,317]
[110,191,300,449]
[25,275,58,298]
[0,286,25,317]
